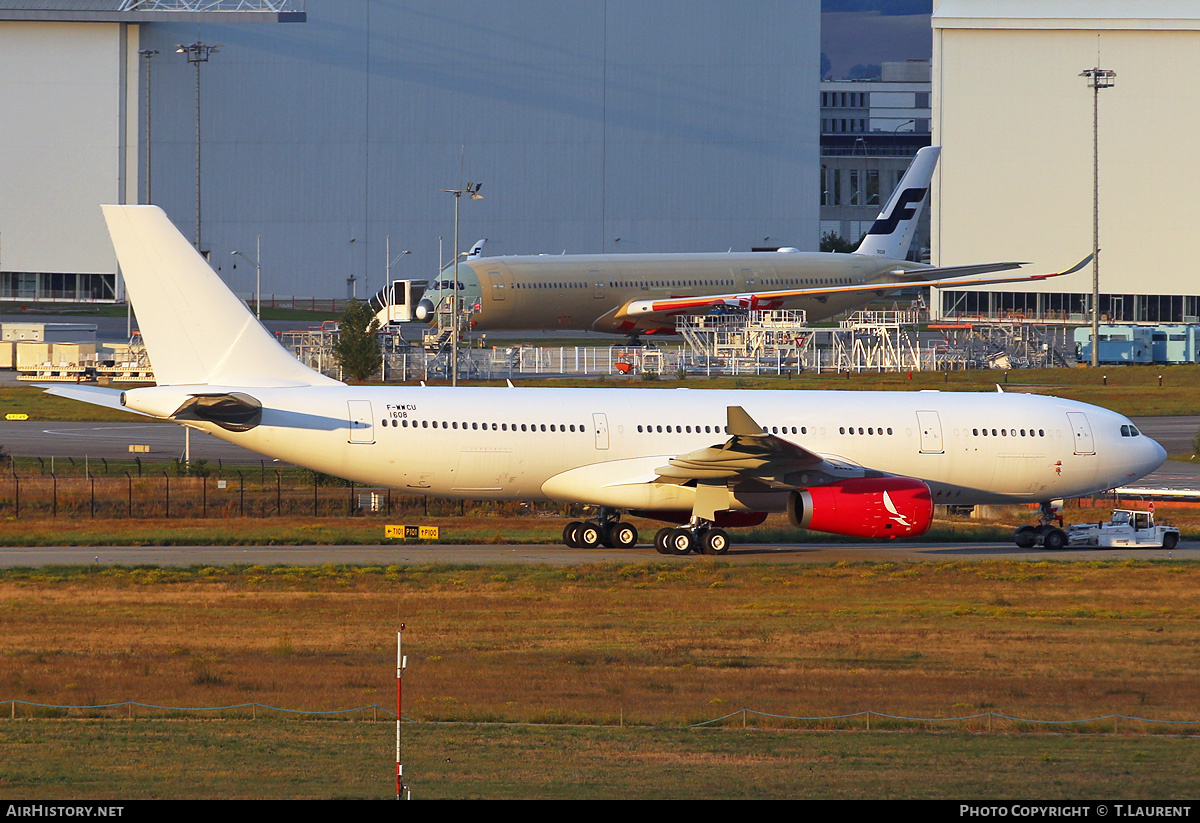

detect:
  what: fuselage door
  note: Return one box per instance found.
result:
[592,412,610,450]
[488,268,505,301]
[916,410,943,454]
[348,400,375,444]
[1067,412,1095,455]
[591,268,604,299]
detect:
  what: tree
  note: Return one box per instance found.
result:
[334,300,381,382]
[820,231,857,254]
[846,63,882,81]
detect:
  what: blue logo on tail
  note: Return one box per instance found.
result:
[867,187,927,236]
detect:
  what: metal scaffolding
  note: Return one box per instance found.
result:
[828,310,922,373]
[928,321,1076,370]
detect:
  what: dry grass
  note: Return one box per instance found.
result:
[4,561,1200,728]
[4,720,1198,799]
[5,560,1200,799]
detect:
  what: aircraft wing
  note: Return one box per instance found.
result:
[615,255,1093,321]
[655,406,845,491]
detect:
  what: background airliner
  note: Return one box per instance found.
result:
[400,147,1087,337]
[44,206,1164,555]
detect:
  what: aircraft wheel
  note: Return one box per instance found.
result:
[578,523,603,549]
[1163,533,1179,550]
[700,528,730,555]
[667,528,695,556]
[607,522,639,549]
[1042,528,1068,551]
[563,521,584,548]
[1013,525,1037,549]
[654,528,673,555]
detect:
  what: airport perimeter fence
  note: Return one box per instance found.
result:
[0,466,574,521]
[6,698,1200,736]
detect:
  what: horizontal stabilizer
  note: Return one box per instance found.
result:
[37,384,148,416]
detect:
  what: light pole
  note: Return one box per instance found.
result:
[177,42,221,254]
[441,182,482,386]
[1080,65,1115,367]
[231,235,262,319]
[132,48,158,338]
[138,49,157,205]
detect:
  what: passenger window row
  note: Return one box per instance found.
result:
[839,426,894,435]
[972,428,1046,437]
[383,419,586,433]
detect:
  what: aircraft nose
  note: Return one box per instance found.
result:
[1147,437,1168,472]
[414,298,435,322]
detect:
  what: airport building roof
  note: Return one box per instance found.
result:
[0,1,304,23]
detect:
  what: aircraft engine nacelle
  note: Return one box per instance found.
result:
[787,477,933,540]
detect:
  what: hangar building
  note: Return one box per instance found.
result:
[0,0,819,304]
[931,0,1200,324]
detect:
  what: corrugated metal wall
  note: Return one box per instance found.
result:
[139,0,819,299]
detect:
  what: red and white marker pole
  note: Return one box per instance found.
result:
[396,623,407,800]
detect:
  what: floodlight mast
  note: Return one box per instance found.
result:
[441,182,483,386]
[1080,65,1115,368]
[176,42,221,253]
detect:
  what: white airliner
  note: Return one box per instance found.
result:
[396,146,1090,337]
[44,206,1166,555]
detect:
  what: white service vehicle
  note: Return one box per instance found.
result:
[1064,509,1180,549]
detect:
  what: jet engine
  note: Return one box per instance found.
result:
[787,477,933,539]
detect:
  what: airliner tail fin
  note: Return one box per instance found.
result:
[101,205,340,388]
[854,145,940,259]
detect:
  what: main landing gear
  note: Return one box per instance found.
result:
[562,509,639,549]
[653,520,729,556]
[1013,501,1067,550]
[561,509,732,555]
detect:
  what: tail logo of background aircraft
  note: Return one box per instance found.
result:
[867,187,927,236]
[883,491,912,527]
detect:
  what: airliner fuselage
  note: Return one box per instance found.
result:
[124,384,1164,511]
[437,251,922,334]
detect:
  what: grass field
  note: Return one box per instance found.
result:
[5,720,1199,800]
[3,560,1200,798]
[0,505,1191,546]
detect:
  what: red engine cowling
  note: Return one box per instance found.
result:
[787,477,933,539]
